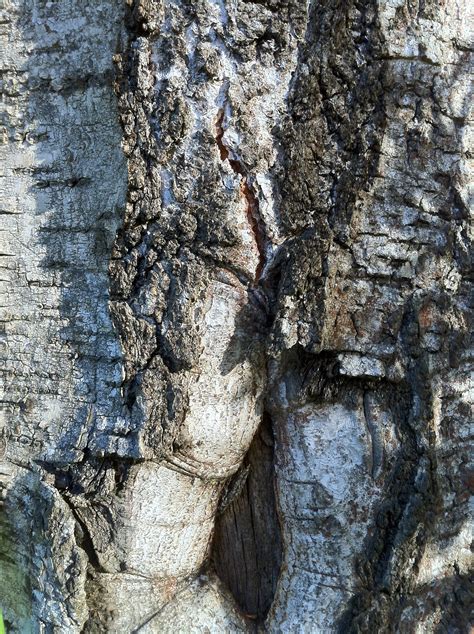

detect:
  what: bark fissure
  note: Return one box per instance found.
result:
[215,108,268,283]
[212,412,282,623]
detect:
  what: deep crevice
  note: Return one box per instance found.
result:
[215,109,268,283]
[210,412,282,623]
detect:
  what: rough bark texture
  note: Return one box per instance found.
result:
[0,0,472,632]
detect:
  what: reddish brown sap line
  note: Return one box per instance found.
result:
[215,109,266,282]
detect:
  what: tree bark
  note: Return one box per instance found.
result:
[0,0,472,631]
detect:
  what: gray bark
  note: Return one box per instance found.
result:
[0,0,472,632]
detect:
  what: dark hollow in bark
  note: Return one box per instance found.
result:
[211,413,282,622]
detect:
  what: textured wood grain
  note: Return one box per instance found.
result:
[0,0,472,631]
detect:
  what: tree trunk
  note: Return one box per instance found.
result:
[1,0,471,631]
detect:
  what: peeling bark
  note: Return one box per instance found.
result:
[1,0,472,631]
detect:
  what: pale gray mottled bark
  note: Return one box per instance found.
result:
[0,0,472,632]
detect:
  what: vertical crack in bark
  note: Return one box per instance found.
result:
[363,391,383,480]
[211,412,282,623]
[212,97,283,618]
[215,109,267,283]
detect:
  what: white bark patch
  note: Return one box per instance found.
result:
[179,278,265,476]
[268,402,385,632]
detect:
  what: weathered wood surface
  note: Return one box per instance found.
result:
[0,0,472,631]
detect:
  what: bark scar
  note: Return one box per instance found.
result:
[215,108,267,283]
[363,391,383,480]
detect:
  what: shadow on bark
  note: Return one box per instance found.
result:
[211,412,282,623]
